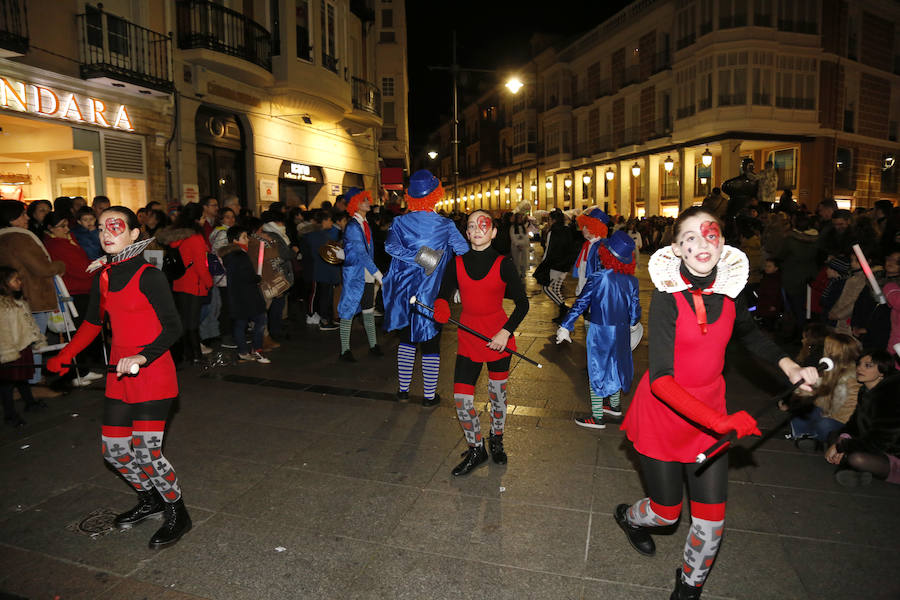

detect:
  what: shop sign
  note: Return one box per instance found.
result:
[282,162,317,182]
[182,184,199,203]
[330,184,341,196]
[259,178,278,203]
[0,76,134,131]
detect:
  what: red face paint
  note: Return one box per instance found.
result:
[700,221,721,248]
[104,217,127,236]
[476,215,492,235]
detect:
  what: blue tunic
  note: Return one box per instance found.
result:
[383,211,469,341]
[561,268,641,397]
[337,218,379,319]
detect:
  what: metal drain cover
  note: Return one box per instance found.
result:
[66,508,118,538]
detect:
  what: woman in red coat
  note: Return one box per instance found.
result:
[157,203,213,365]
[615,207,819,599]
[48,206,190,549]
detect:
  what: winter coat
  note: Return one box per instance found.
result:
[305,226,342,285]
[778,228,819,298]
[43,234,94,296]
[157,227,214,296]
[71,224,102,260]
[0,227,66,312]
[829,270,866,334]
[0,295,46,363]
[209,226,229,287]
[543,223,574,272]
[840,374,900,456]
[219,244,266,319]
[812,368,860,424]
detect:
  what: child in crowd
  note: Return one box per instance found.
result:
[556,230,640,429]
[218,226,270,364]
[305,209,342,331]
[0,267,47,427]
[72,206,102,260]
[755,257,783,331]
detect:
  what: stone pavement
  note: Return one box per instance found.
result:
[1,251,898,599]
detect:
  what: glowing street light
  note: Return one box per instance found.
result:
[631,162,641,178]
[564,177,573,188]
[701,148,713,167]
[505,77,524,94]
[504,186,510,195]
[664,155,674,172]
[427,150,438,160]
[582,173,592,185]
[530,183,538,193]
[545,179,552,190]
[605,167,615,181]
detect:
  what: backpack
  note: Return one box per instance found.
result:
[162,246,187,283]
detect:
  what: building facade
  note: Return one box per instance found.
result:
[423,0,899,217]
[0,0,409,213]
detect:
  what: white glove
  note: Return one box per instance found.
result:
[373,270,383,285]
[333,248,345,261]
[556,327,572,344]
[452,289,461,304]
[86,256,108,273]
[630,322,644,351]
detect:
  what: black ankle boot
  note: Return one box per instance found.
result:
[115,489,165,529]
[670,568,703,600]
[148,498,192,549]
[451,444,489,476]
[614,503,656,556]
[487,433,507,464]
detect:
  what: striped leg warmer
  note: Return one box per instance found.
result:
[362,310,377,348]
[339,318,352,353]
[396,343,416,393]
[421,353,440,400]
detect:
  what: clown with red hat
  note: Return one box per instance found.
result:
[337,187,383,361]
[382,170,469,405]
[556,230,641,430]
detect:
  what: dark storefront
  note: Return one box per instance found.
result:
[195,107,246,204]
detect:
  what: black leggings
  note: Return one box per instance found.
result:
[103,396,174,427]
[639,453,728,506]
[400,326,441,354]
[175,292,203,362]
[454,354,512,386]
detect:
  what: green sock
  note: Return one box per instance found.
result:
[340,318,352,353]
[590,387,604,420]
[609,390,621,410]
[362,312,377,348]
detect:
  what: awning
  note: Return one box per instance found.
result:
[381,167,404,191]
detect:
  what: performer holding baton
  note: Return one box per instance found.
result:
[615,207,818,599]
[47,206,191,550]
[433,210,529,476]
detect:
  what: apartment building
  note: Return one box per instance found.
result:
[423,0,899,217]
[0,0,409,212]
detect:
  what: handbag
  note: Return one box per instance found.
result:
[260,272,291,301]
[47,308,75,334]
[162,246,187,282]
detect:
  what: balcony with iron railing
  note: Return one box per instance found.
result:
[78,4,173,94]
[351,77,381,116]
[176,0,273,85]
[0,0,28,57]
[322,51,338,73]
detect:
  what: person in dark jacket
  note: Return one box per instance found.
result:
[304,210,342,330]
[826,350,900,487]
[541,210,574,323]
[218,226,269,364]
[71,207,103,260]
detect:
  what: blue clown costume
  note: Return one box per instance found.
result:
[383,170,469,404]
[572,208,611,296]
[337,187,383,360]
[558,230,640,429]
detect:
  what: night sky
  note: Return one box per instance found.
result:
[405,0,632,159]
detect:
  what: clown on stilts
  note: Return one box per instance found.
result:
[614,206,819,599]
[47,206,191,549]
[382,170,469,406]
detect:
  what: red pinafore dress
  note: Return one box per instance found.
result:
[622,292,735,462]
[456,255,516,363]
[100,264,178,403]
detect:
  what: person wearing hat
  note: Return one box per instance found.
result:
[382,170,469,406]
[336,188,383,361]
[556,230,641,428]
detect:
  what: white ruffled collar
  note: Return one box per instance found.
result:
[647,244,749,298]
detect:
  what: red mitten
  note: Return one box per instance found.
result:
[433,298,450,324]
[712,410,761,439]
[46,322,102,375]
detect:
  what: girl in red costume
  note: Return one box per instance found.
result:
[433,210,529,476]
[47,206,191,550]
[616,206,819,599]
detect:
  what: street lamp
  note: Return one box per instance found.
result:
[664,156,674,172]
[504,186,510,195]
[701,148,713,167]
[516,185,522,196]
[631,162,641,177]
[477,192,483,199]
[545,179,552,190]
[505,77,524,94]
[582,173,591,185]
[427,150,438,160]
[564,177,573,188]
[530,182,538,193]
[485,190,491,198]
[605,167,615,181]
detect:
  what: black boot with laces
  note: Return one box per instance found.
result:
[451,444,489,476]
[487,433,507,464]
[114,489,165,529]
[148,498,192,549]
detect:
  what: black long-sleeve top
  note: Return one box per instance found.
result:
[648,263,787,383]
[85,257,182,365]
[438,246,529,333]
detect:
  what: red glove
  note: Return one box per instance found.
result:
[46,322,102,375]
[650,375,759,438]
[713,410,761,439]
[433,298,450,324]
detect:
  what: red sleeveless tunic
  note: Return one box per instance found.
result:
[622,292,735,462]
[456,254,516,363]
[101,264,179,403]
